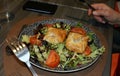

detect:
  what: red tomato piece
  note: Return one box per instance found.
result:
[45,24,53,28]
[71,27,86,35]
[45,50,60,68]
[84,46,91,56]
[30,35,41,45]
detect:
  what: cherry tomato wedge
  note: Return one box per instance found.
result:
[45,50,60,68]
[45,24,53,28]
[71,27,86,35]
[84,46,91,56]
[30,35,41,45]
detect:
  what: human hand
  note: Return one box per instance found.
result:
[88,3,120,24]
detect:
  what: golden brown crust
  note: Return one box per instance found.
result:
[65,32,89,53]
[43,27,67,44]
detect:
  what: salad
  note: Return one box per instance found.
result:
[21,21,105,70]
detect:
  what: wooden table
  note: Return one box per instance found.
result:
[0,0,115,76]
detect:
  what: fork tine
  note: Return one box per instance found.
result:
[18,42,23,50]
[9,41,20,53]
[20,42,26,48]
[6,39,17,53]
[17,42,26,51]
[6,36,21,52]
[6,37,26,53]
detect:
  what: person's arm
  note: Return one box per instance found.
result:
[88,3,120,25]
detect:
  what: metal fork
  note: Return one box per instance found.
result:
[6,38,38,76]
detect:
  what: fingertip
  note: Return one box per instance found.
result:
[102,21,106,24]
[88,9,92,15]
[93,11,98,15]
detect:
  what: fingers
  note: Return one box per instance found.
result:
[88,7,108,23]
[88,4,105,15]
[87,3,120,24]
[88,3,110,16]
[88,10,106,23]
[93,10,108,16]
[91,3,109,10]
[88,9,105,16]
[87,3,110,23]
[95,16,106,23]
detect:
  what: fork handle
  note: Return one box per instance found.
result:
[25,61,38,76]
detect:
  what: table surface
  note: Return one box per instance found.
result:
[0,0,115,76]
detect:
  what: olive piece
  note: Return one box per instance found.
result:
[88,39,94,45]
[42,40,48,45]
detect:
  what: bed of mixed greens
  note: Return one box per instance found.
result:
[21,21,105,71]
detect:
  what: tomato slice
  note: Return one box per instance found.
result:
[30,35,41,45]
[45,50,60,68]
[84,46,91,56]
[45,24,53,28]
[71,27,86,35]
